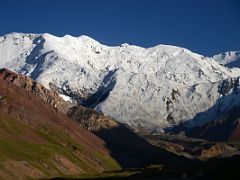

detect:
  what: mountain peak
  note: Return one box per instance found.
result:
[1,32,240,132]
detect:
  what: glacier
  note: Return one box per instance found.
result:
[1,32,240,132]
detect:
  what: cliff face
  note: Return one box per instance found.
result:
[0,68,73,113]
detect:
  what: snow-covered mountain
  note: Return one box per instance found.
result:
[213,51,240,68]
[1,32,240,132]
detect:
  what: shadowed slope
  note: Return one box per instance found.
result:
[68,106,192,168]
[184,106,240,141]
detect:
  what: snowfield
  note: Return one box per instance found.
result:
[1,32,240,132]
[213,51,240,68]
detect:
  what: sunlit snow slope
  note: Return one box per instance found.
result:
[213,51,240,68]
[1,33,240,132]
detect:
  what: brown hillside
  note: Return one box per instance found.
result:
[0,68,120,179]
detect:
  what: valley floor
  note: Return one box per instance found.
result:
[46,155,240,180]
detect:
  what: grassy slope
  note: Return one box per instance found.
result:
[0,112,121,179]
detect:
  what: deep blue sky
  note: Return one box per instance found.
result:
[0,0,239,56]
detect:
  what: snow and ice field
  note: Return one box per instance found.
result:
[1,32,240,132]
